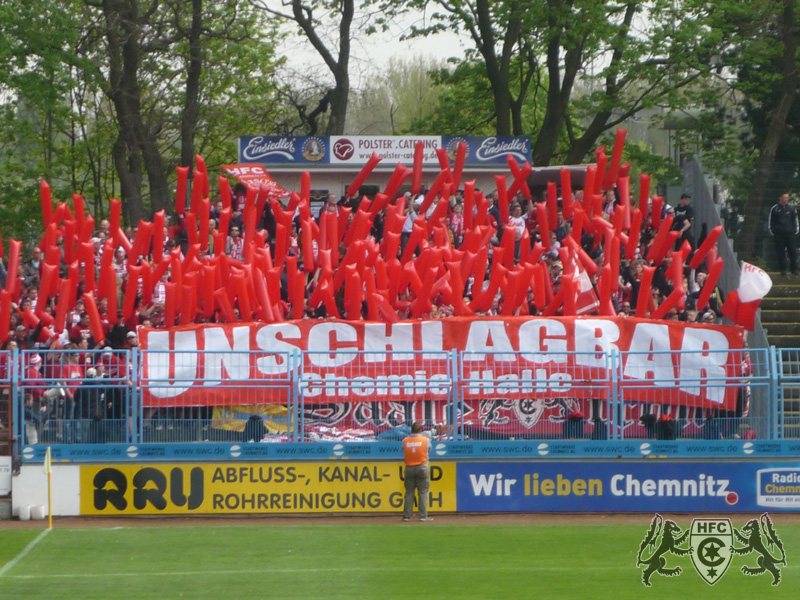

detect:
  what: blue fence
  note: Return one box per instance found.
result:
[4,346,800,455]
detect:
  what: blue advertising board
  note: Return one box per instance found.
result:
[19,439,800,464]
[238,135,532,167]
[456,461,800,512]
[239,136,329,164]
[441,136,531,165]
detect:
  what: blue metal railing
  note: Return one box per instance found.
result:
[7,346,800,450]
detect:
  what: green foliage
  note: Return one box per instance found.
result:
[0,0,286,237]
[406,60,495,135]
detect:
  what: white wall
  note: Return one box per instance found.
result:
[269,169,509,201]
[12,465,80,517]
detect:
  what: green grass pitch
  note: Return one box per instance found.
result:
[0,522,798,599]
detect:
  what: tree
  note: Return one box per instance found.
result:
[731,0,800,258]
[0,0,284,230]
[382,0,720,166]
[250,0,354,135]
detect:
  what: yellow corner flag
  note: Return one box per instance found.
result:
[44,446,52,529]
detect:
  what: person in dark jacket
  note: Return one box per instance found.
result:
[768,192,799,275]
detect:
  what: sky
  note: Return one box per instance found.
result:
[272,4,468,83]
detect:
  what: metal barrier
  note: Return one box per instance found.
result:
[455,350,614,441]
[777,348,800,439]
[137,349,296,443]
[298,350,455,441]
[9,346,800,449]
[617,348,769,440]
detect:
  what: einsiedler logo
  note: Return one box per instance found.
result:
[637,513,786,586]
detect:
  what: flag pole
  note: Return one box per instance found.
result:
[44,446,52,529]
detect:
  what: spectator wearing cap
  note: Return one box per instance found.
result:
[12,319,44,350]
[125,330,138,349]
[22,352,46,404]
[98,346,126,379]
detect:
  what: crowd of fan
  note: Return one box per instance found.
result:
[0,181,722,361]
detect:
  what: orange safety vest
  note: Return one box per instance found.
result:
[403,435,429,466]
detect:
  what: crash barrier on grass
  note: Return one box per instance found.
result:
[7,341,800,454]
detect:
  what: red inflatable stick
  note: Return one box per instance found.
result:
[594,147,607,194]
[651,196,663,228]
[583,165,597,215]
[164,282,178,327]
[560,168,574,220]
[412,141,424,196]
[82,293,105,344]
[253,267,275,322]
[547,182,558,231]
[152,210,165,264]
[180,280,196,326]
[346,152,382,198]
[435,147,452,178]
[689,225,723,270]
[638,174,651,209]
[218,175,232,210]
[80,214,95,243]
[36,263,58,313]
[109,198,122,241]
[604,128,627,190]
[646,215,674,263]
[190,169,204,215]
[40,180,53,226]
[500,224,516,270]
[0,291,11,342]
[652,287,684,320]
[419,169,449,215]
[536,203,551,251]
[301,218,315,273]
[496,175,510,224]
[373,292,399,323]
[625,209,644,260]
[617,175,631,230]
[175,166,189,215]
[697,258,724,311]
[232,274,253,320]
[506,156,532,200]
[199,198,211,252]
[63,220,77,265]
[383,164,410,200]
[462,181,475,232]
[452,141,467,191]
[72,193,85,230]
[634,265,656,318]
[213,288,237,323]
[53,279,71,334]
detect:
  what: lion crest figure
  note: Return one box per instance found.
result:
[636,514,692,586]
[731,513,787,586]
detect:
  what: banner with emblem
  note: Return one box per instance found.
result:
[238,136,532,167]
[221,164,289,198]
[689,518,734,585]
